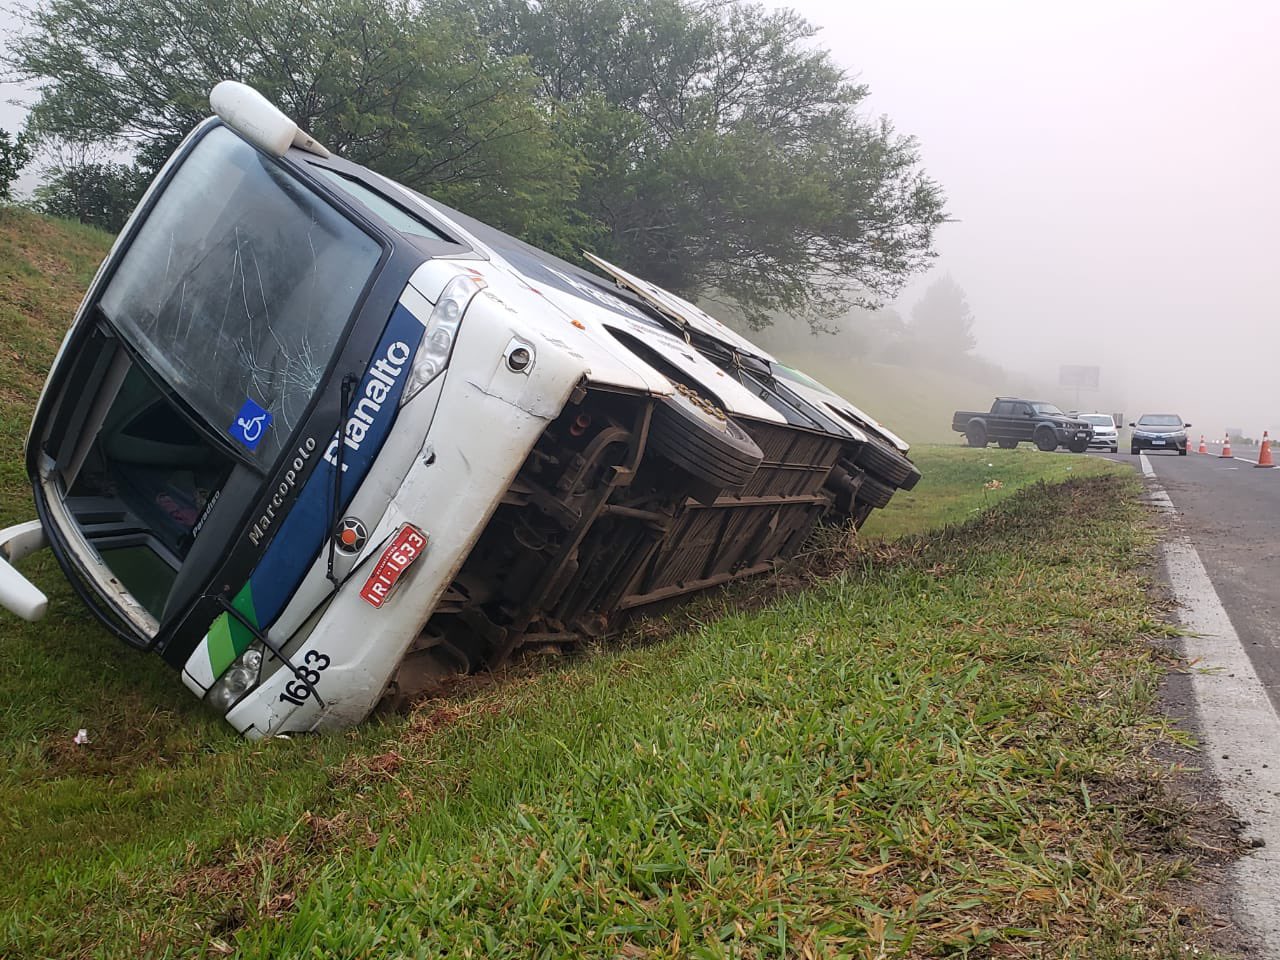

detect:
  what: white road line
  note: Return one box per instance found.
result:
[1151,475,1280,953]
[1138,456,1178,512]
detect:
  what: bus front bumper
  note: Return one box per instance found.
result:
[0,519,49,621]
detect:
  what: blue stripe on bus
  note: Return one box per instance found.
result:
[244,303,424,625]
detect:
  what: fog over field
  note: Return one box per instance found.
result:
[772,0,1280,438]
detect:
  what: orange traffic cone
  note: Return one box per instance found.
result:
[1198,435,1208,454]
[1259,431,1274,468]
[1220,434,1233,459]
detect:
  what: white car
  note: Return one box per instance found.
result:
[0,84,919,738]
[1078,413,1119,452]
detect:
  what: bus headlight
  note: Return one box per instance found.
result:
[206,647,263,713]
[401,275,484,405]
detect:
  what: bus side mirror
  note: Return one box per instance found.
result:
[210,81,330,158]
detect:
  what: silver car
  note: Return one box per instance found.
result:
[1078,413,1119,453]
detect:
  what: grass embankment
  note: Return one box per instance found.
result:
[0,208,210,773]
[0,207,112,496]
[3,473,1219,956]
[860,445,1121,541]
[0,210,1222,957]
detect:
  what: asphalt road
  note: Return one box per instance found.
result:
[1095,446,1280,714]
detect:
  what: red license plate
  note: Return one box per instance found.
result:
[360,524,428,608]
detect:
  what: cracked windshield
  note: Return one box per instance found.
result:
[98,125,381,466]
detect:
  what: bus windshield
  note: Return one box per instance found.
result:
[99,125,381,466]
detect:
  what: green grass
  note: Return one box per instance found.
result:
[2,476,1218,960]
[0,206,210,772]
[0,210,1226,958]
[243,477,1197,959]
[860,445,1125,541]
[0,477,1218,958]
[0,206,114,503]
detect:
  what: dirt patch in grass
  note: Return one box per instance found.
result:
[159,811,382,952]
[158,834,299,954]
[172,835,294,903]
[38,700,193,779]
[333,748,407,788]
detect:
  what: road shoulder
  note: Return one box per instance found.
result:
[1142,454,1280,954]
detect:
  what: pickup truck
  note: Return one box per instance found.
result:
[952,398,1094,452]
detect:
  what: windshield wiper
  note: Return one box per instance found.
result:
[326,373,357,586]
[215,594,324,707]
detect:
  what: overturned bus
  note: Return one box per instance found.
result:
[0,83,920,738]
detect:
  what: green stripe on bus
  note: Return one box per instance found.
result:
[227,583,259,660]
[207,614,236,678]
[208,584,261,679]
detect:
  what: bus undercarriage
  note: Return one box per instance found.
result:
[385,381,914,706]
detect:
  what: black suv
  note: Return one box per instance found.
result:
[1129,414,1190,455]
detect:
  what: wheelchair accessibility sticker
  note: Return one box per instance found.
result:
[229,398,272,451]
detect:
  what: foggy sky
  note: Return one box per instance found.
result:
[5,1,1279,434]
[781,0,1280,435]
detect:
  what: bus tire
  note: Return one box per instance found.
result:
[648,383,763,491]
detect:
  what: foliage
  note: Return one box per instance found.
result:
[0,128,33,202]
[8,0,946,327]
[909,273,977,355]
[33,147,147,232]
[7,0,580,238]
[464,0,948,328]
